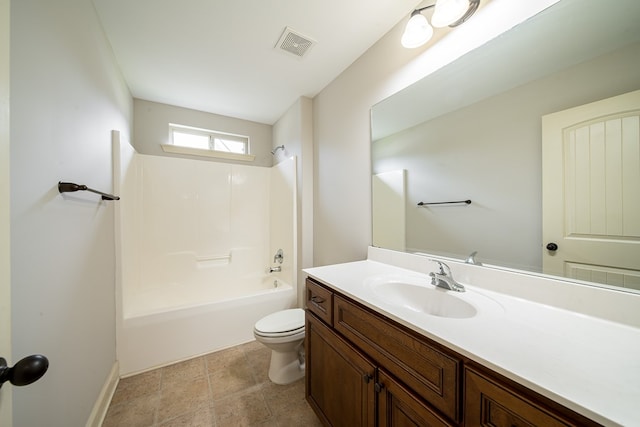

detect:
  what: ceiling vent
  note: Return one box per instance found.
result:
[275,27,315,58]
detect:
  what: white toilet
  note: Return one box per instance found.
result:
[253,308,305,385]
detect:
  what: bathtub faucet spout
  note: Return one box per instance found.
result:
[269,266,281,273]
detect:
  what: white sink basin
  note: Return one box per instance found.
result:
[372,281,477,318]
[364,276,478,319]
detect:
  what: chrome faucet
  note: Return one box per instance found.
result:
[269,249,284,273]
[465,251,482,266]
[429,260,465,292]
[273,249,284,264]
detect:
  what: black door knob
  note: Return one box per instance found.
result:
[546,243,558,251]
[0,354,49,388]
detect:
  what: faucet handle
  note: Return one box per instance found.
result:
[428,259,465,292]
[465,251,482,266]
[430,260,450,276]
[428,271,437,285]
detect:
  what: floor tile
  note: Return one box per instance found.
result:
[161,356,206,386]
[110,369,161,407]
[157,376,211,423]
[262,379,306,416]
[213,387,273,426]
[204,346,245,375]
[244,345,271,384]
[275,401,323,427]
[103,393,159,427]
[156,405,215,427]
[209,357,257,399]
[104,341,319,427]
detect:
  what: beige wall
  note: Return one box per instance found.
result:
[134,99,273,167]
[10,0,132,425]
[273,97,313,306]
[311,23,421,266]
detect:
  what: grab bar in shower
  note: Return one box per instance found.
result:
[196,254,231,262]
[196,253,232,268]
[417,199,471,206]
[58,181,120,201]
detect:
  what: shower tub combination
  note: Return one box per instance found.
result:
[113,132,297,375]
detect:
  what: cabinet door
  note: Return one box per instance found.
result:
[464,367,600,427]
[378,370,453,427]
[333,295,460,422]
[306,311,376,427]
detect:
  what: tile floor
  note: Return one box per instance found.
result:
[103,340,323,427]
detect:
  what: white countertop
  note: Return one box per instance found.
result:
[304,259,640,427]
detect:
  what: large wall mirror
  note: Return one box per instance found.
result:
[371,0,640,293]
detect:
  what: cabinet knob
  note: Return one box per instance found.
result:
[363,373,373,383]
[374,382,384,393]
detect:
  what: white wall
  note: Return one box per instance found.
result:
[10,0,132,426]
[134,99,273,167]
[312,0,559,266]
[373,42,640,270]
[273,97,313,306]
[0,0,11,424]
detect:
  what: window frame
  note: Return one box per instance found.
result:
[161,124,255,161]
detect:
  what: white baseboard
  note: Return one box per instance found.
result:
[86,361,119,427]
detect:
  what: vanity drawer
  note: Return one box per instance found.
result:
[333,295,461,422]
[464,366,601,427]
[306,278,333,326]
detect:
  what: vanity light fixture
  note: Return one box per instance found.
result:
[401,0,480,48]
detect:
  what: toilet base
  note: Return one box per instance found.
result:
[268,347,305,385]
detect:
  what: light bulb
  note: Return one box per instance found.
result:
[431,0,470,28]
[401,13,434,48]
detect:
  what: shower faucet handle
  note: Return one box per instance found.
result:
[274,249,284,264]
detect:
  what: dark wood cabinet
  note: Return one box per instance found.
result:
[306,311,376,427]
[334,294,460,422]
[306,277,457,426]
[304,277,601,427]
[377,369,452,427]
[306,278,334,325]
[464,366,600,427]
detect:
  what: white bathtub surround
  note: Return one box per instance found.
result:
[113,133,297,375]
[304,247,640,427]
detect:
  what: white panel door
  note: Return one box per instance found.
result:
[542,89,640,290]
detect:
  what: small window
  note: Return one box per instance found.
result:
[162,124,255,161]
[170,124,249,154]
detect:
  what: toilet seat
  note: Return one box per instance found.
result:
[254,308,305,338]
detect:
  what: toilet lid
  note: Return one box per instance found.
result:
[255,308,305,334]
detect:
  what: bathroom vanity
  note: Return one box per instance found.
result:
[303,248,640,426]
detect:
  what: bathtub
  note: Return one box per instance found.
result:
[114,133,298,376]
[118,275,296,375]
